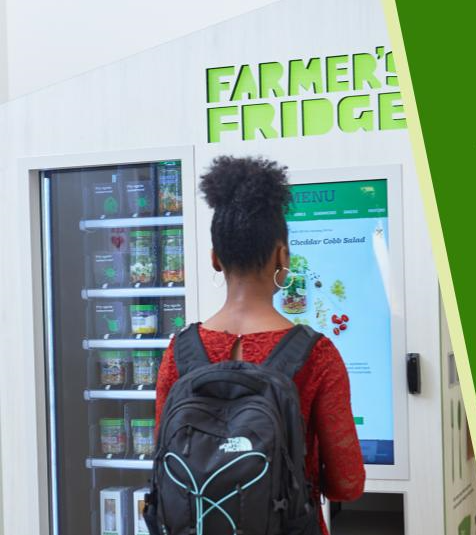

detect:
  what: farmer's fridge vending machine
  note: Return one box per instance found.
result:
[41,148,198,535]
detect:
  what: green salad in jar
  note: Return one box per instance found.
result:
[129,230,157,286]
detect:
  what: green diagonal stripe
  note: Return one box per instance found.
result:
[394,2,476,392]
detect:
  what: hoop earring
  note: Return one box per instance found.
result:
[274,267,294,290]
[212,271,225,288]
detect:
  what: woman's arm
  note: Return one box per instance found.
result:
[312,338,366,501]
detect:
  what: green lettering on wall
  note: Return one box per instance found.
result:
[302,98,333,136]
[338,95,373,132]
[326,55,350,92]
[281,101,298,137]
[207,106,239,142]
[379,92,407,130]
[205,50,404,143]
[207,66,235,103]
[242,104,279,140]
[259,62,285,98]
[288,58,323,95]
[353,54,382,90]
[385,52,399,87]
[231,65,258,101]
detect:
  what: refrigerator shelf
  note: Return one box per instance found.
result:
[83,339,171,349]
[79,215,183,230]
[86,458,154,470]
[81,287,186,299]
[84,389,156,400]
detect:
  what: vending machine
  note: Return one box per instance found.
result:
[35,151,443,535]
[40,147,198,535]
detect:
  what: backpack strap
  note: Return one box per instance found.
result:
[263,325,322,379]
[173,322,210,377]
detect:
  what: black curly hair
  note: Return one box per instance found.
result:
[200,155,291,272]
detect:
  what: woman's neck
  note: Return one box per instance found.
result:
[203,273,293,334]
[224,275,275,309]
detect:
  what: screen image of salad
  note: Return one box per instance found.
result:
[281,255,308,314]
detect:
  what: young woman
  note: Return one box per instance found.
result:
[155,155,365,534]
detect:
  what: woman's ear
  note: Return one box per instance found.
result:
[211,249,223,272]
[276,243,290,270]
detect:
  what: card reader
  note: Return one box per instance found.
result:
[406,353,421,394]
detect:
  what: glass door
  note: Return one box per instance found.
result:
[41,149,196,535]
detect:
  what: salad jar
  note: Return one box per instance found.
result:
[132,350,162,386]
[161,229,184,285]
[130,304,158,336]
[281,273,307,314]
[100,418,126,455]
[129,230,157,286]
[99,350,127,386]
[158,163,182,215]
[131,419,155,456]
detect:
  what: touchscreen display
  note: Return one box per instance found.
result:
[275,179,394,465]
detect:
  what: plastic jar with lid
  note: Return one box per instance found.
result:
[100,418,126,455]
[99,350,127,386]
[161,228,184,285]
[129,230,157,286]
[158,163,182,215]
[130,304,158,335]
[132,350,162,386]
[131,419,155,456]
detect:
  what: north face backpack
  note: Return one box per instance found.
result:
[144,322,323,535]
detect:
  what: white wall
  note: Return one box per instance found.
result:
[0,0,8,103]
[5,0,279,99]
[0,1,443,534]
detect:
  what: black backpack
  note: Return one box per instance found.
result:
[144,323,323,535]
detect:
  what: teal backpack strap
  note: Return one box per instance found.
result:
[173,322,210,377]
[263,325,322,379]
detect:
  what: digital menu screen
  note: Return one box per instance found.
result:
[275,179,394,465]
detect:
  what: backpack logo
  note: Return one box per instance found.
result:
[219,437,253,453]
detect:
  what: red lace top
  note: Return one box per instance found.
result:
[155,325,366,535]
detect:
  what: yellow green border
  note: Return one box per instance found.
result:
[381,0,476,450]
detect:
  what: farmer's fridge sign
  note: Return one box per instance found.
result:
[206,47,406,142]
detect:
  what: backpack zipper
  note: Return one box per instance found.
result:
[182,425,193,457]
[282,446,300,490]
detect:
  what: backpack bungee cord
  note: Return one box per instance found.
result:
[163,451,270,535]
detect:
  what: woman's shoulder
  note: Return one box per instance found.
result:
[297,332,348,383]
[309,332,343,362]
